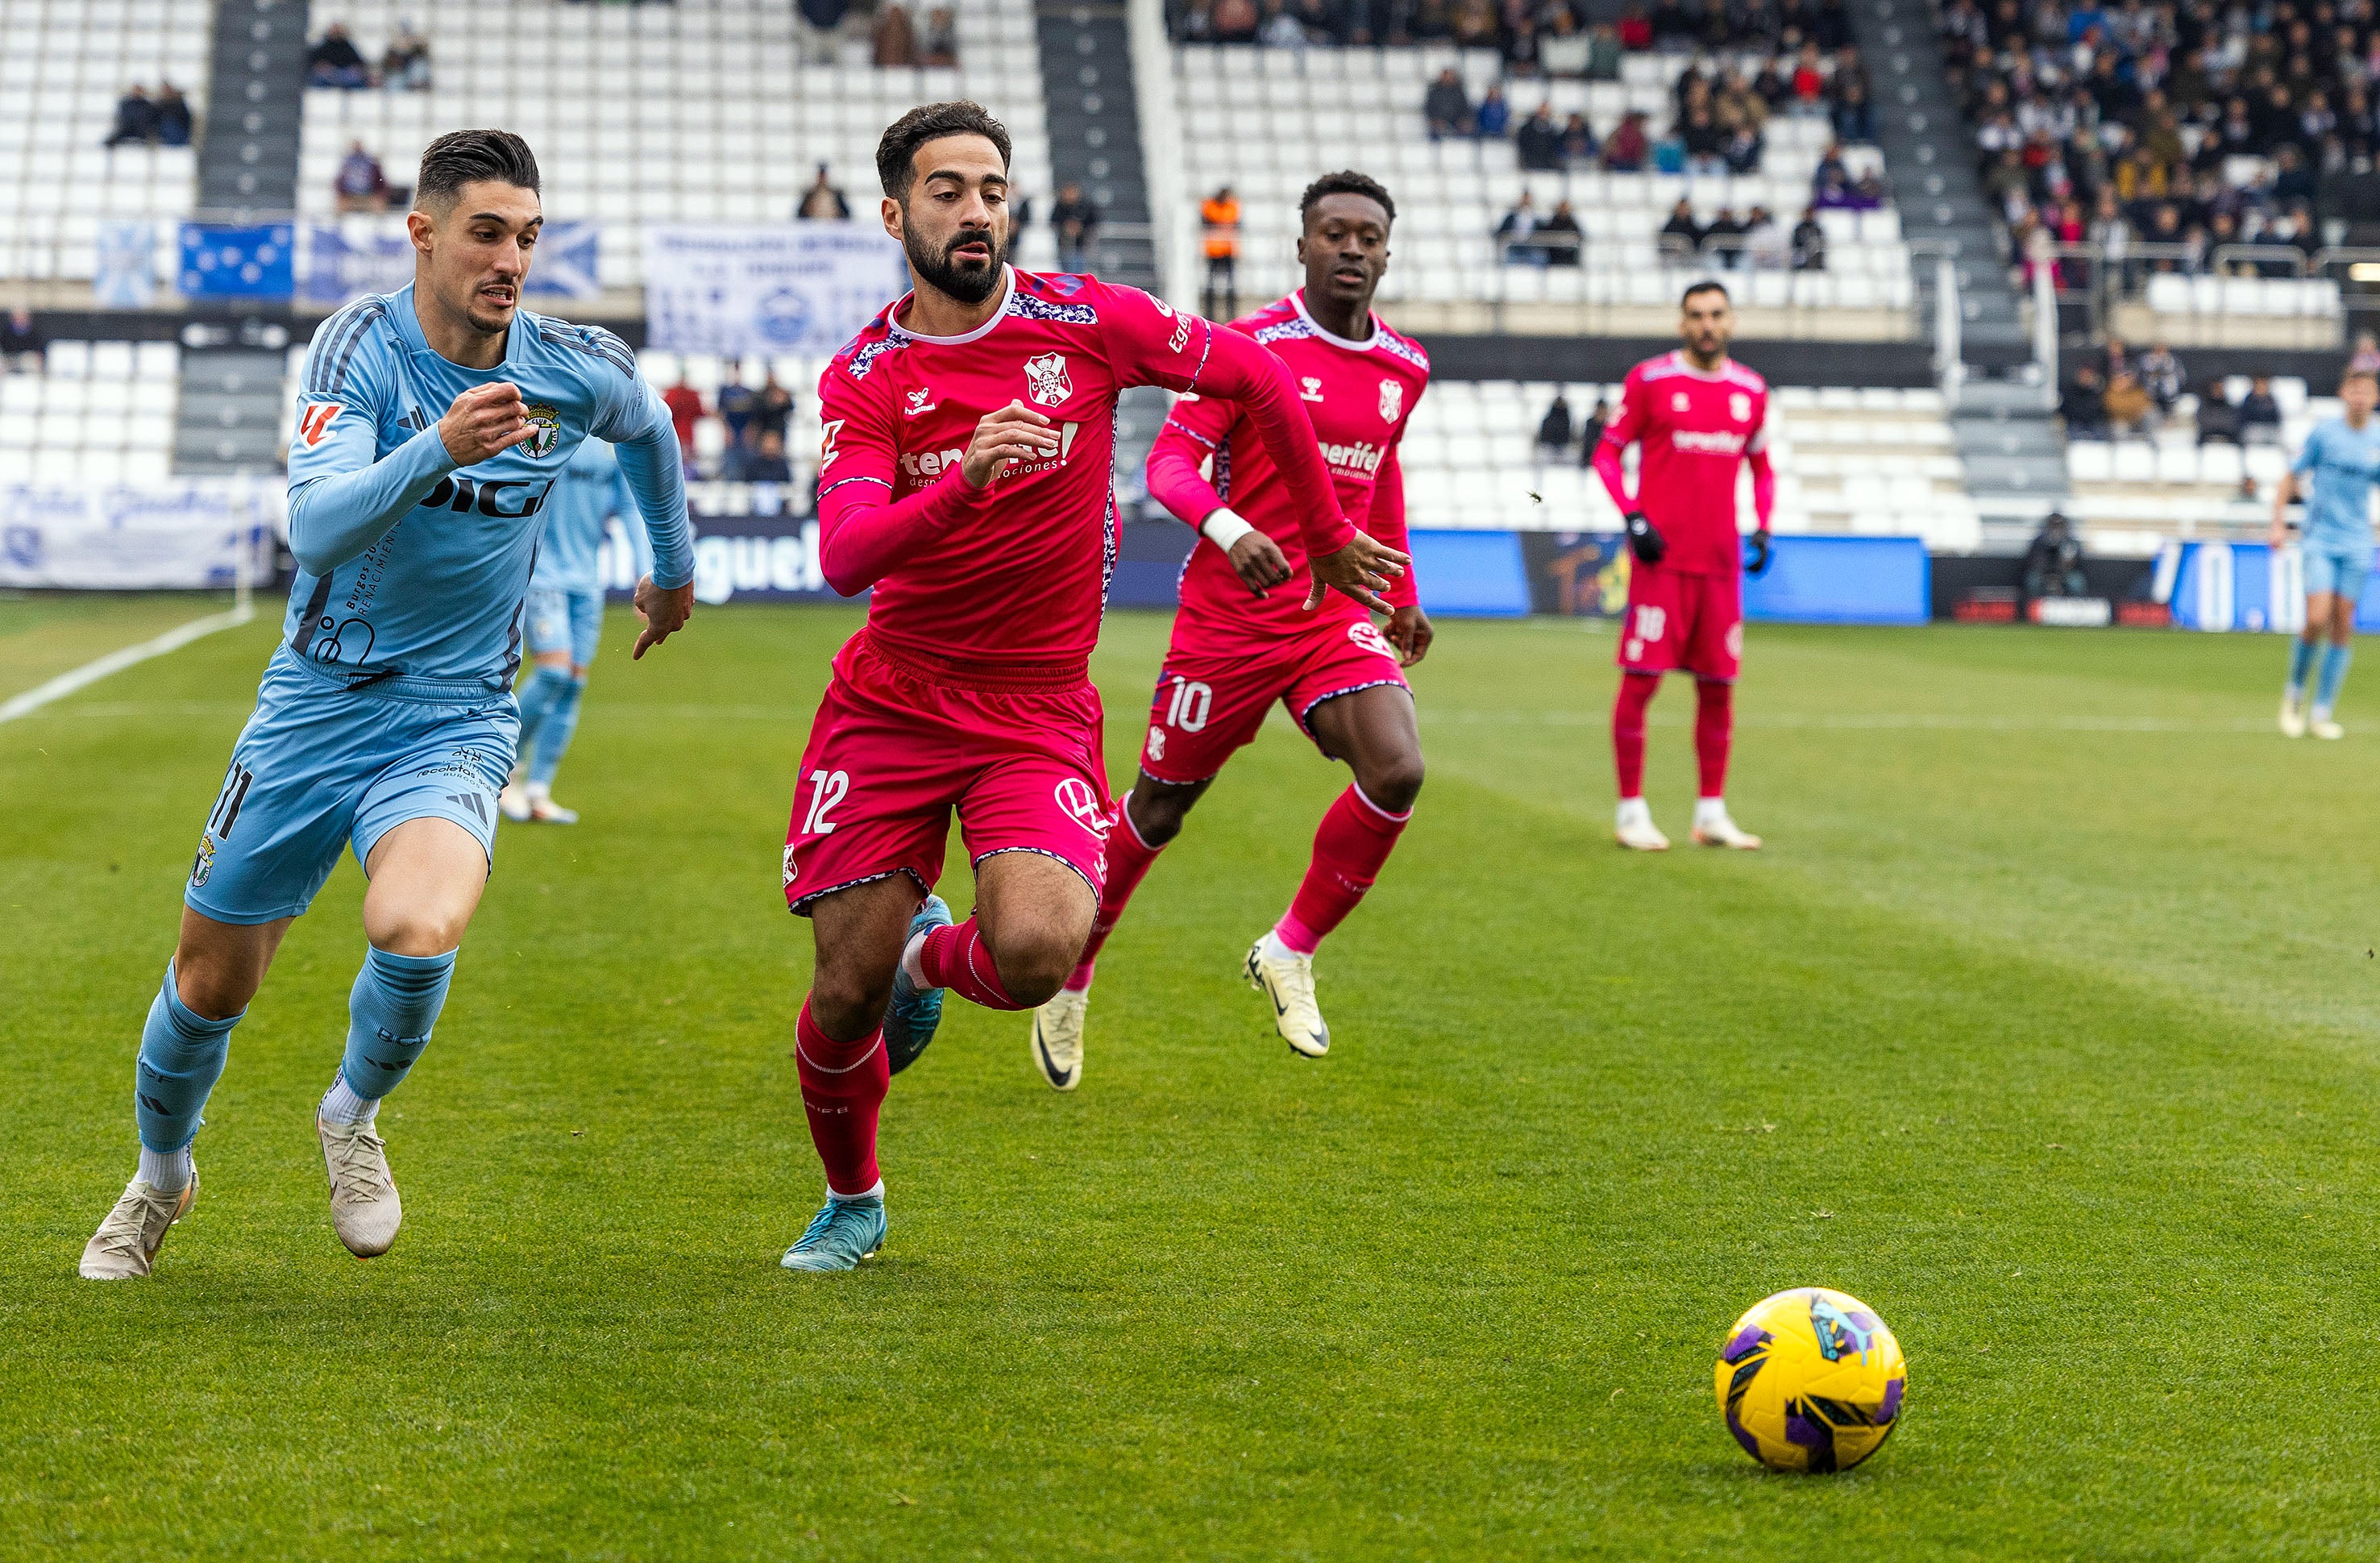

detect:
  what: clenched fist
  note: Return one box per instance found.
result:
[961,400,1061,488]
[438,380,535,467]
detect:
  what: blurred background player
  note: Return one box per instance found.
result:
[79,131,696,1281]
[774,104,1406,1273]
[1033,171,1431,1087]
[501,437,653,824]
[1593,281,1773,851]
[2271,368,2380,741]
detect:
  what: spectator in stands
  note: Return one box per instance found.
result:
[307,23,372,89]
[1052,182,1101,274]
[1791,206,1826,269]
[718,364,759,450]
[1745,206,1791,268]
[1586,22,1625,78]
[1477,85,1511,138]
[1704,207,1748,267]
[2138,342,2186,411]
[1659,198,1705,260]
[798,166,852,221]
[728,430,795,484]
[1578,397,1609,465]
[1451,0,1497,47]
[2104,369,2155,438]
[1560,112,1598,164]
[2021,513,2087,604]
[757,372,795,443]
[662,375,708,477]
[2351,332,2380,376]
[1201,186,1240,317]
[1535,392,1573,471]
[382,24,431,91]
[1603,110,1651,171]
[155,83,193,148]
[874,4,920,66]
[2238,376,2283,444]
[1,309,42,372]
[1425,69,1474,139]
[105,86,158,148]
[1211,0,1260,41]
[1789,43,1828,117]
[1680,103,1728,174]
[1258,0,1310,48]
[2194,378,2242,445]
[800,0,854,32]
[1832,73,1873,143]
[1616,4,1653,50]
[334,141,389,214]
[1497,191,1547,264]
[923,7,960,66]
[1541,201,1584,265]
[2060,364,2110,439]
[1503,15,1542,72]
[1516,104,1564,170]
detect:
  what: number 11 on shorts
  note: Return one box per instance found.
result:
[803,768,849,835]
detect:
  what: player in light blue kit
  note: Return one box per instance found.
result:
[80,131,697,1279]
[2273,368,2380,740]
[499,437,645,825]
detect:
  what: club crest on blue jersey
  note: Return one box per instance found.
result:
[189,832,215,888]
[523,403,562,458]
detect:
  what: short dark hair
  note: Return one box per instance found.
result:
[1298,170,1397,228]
[414,130,540,213]
[1682,279,1730,306]
[877,101,1012,202]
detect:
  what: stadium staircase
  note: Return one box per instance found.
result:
[177,0,309,476]
[1033,0,1168,493]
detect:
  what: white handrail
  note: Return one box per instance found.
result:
[1126,0,1196,310]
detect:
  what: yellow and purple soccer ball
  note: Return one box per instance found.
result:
[1714,1287,1906,1473]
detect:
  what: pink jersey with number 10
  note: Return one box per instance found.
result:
[1595,351,1774,577]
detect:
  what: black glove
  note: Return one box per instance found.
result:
[1623,510,1666,566]
[1745,528,1773,577]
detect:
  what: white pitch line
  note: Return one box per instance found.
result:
[0,604,255,727]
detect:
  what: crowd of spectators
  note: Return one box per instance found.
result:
[662,363,801,483]
[870,5,961,67]
[104,84,195,148]
[1938,0,2361,290]
[1533,388,1610,466]
[2051,331,2303,449]
[1171,0,1858,58]
[308,22,434,91]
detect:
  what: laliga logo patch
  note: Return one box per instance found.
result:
[1145,727,1166,761]
[819,418,845,471]
[1378,379,1402,422]
[1726,622,1744,660]
[521,402,562,459]
[1347,621,1395,659]
[297,402,343,447]
[189,832,216,888]
[1024,352,1073,407]
[1053,777,1109,838]
[1730,391,1754,423]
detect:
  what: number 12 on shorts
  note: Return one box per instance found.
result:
[1165,676,1211,733]
[802,768,849,835]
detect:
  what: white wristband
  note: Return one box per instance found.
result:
[1200,507,1256,550]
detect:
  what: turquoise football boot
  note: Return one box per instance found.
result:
[779,1191,888,1272]
[883,894,953,1075]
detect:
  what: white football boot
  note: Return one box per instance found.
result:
[1614,797,1671,851]
[79,1169,197,1280]
[498,775,534,822]
[1691,800,1763,850]
[2311,707,2347,740]
[1030,987,1086,1091]
[1246,935,1329,1058]
[318,1116,402,1257]
[2279,692,2308,738]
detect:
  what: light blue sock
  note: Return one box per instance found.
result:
[513,666,574,762]
[528,673,586,788]
[2287,636,2320,696]
[135,962,242,1154]
[339,946,456,1103]
[2316,643,2354,713]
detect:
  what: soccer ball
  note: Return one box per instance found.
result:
[1714,1287,1906,1473]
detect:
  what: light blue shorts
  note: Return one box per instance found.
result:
[181,650,518,925]
[525,588,604,669]
[2303,547,2371,604]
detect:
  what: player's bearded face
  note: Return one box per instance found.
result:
[906,213,1008,305]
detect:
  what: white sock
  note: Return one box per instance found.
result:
[318,1073,380,1125]
[1694,796,1729,828]
[899,930,929,988]
[2313,705,2335,723]
[1258,929,1303,963]
[137,1146,192,1193]
[829,1178,885,1204]
[1616,796,1651,828]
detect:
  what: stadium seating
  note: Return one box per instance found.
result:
[294,0,1061,292]
[0,339,182,484]
[2125,273,2343,349]
[0,0,209,285]
[2058,376,2324,555]
[1169,44,1913,330]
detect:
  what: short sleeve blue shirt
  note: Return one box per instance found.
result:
[2290,415,2380,557]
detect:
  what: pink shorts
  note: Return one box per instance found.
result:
[1618,565,1742,682]
[782,634,1112,914]
[1138,615,1410,785]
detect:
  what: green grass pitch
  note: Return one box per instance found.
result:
[5,597,2380,1559]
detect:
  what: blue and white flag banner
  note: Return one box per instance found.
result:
[642,223,911,356]
[300,220,600,307]
[0,480,284,589]
[177,222,295,300]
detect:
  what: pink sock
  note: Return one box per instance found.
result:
[1613,671,1659,798]
[1065,796,1165,991]
[920,917,1025,1011]
[1275,784,1410,954]
[795,999,888,1197]
[1694,677,1733,797]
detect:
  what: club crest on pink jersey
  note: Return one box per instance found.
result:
[1730,392,1753,422]
[1024,352,1073,407]
[1379,379,1402,422]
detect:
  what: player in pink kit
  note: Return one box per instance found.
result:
[1593,281,1775,851]
[776,104,1407,1271]
[1024,173,1431,1083]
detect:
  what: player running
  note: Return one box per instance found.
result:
[2271,367,2380,740]
[78,131,696,1280]
[1593,281,1773,852]
[776,103,1406,1271]
[1027,172,1431,1085]
[500,437,648,823]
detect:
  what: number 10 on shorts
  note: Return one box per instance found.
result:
[802,768,849,835]
[1165,676,1211,733]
